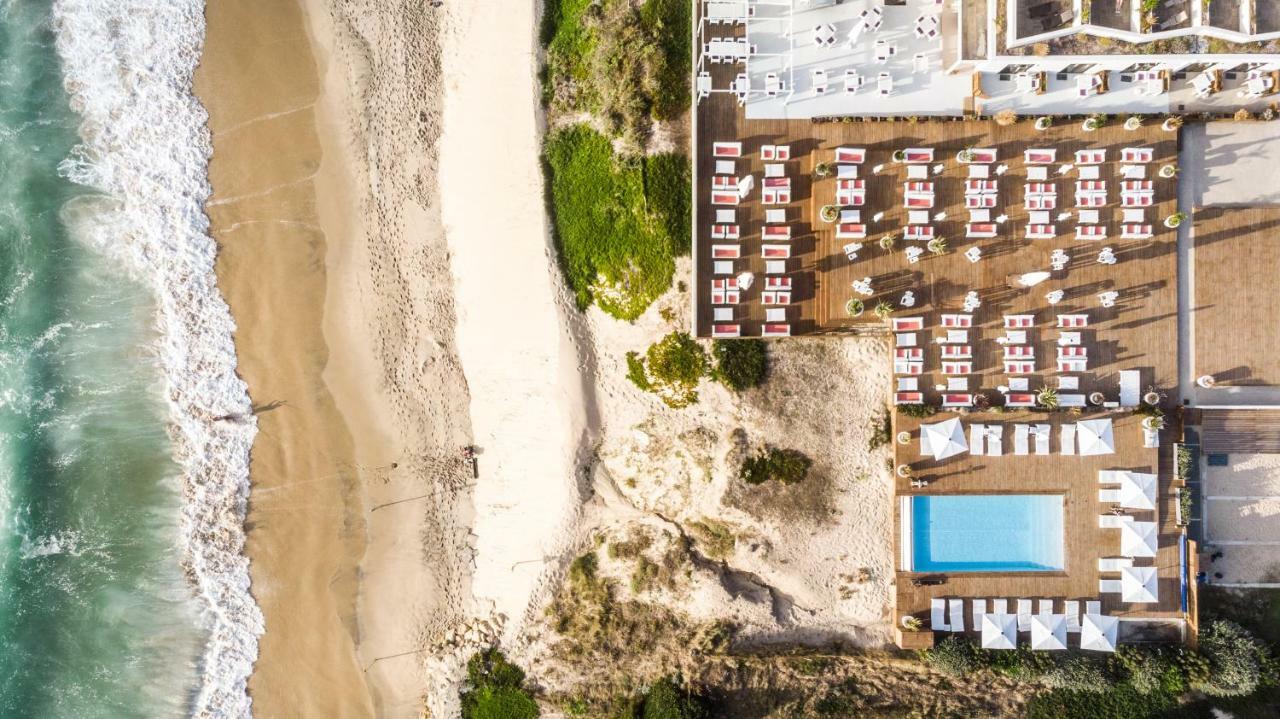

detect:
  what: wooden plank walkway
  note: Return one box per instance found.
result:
[1201,409,1280,452]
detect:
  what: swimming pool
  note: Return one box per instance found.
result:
[901,494,1065,573]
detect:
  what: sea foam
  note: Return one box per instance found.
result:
[50,2,263,717]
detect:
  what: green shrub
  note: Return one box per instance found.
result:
[867,407,892,451]
[569,551,599,589]
[1114,646,1188,695]
[711,339,767,391]
[897,403,937,418]
[1027,685,1177,719]
[985,646,1052,679]
[1195,620,1269,697]
[1175,444,1192,481]
[922,636,982,676]
[739,447,812,485]
[461,648,540,719]
[641,677,709,719]
[626,332,708,407]
[544,125,689,319]
[1042,655,1112,693]
[626,351,652,391]
[687,519,735,560]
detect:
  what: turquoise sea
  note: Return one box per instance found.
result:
[0,3,208,715]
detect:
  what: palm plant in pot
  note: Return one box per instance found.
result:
[926,237,948,255]
[892,149,906,162]
[879,234,897,250]
[1162,115,1183,132]
[1123,116,1143,131]
[820,204,840,223]
[1082,114,1103,132]
[814,161,833,179]
[1158,163,1178,178]
[845,298,865,317]
[1164,211,1187,228]
[1037,387,1060,409]
[874,300,894,320]
[1034,116,1052,131]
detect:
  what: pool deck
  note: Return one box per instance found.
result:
[894,410,1186,631]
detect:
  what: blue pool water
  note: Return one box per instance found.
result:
[909,494,1065,572]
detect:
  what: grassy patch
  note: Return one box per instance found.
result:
[1027,685,1189,719]
[626,331,707,407]
[461,648,540,719]
[739,447,812,485]
[711,339,768,391]
[543,0,691,147]
[687,519,735,560]
[544,125,689,319]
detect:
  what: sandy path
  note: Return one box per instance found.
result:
[438,1,594,641]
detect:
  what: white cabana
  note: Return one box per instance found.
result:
[1118,472,1157,510]
[1120,520,1158,558]
[1121,565,1159,603]
[1076,419,1115,456]
[920,417,968,461]
[981,613,1017,650]
[1030,613,1068,651]
[1080,613,1119,652]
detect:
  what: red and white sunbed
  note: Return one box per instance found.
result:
[895,392,924,405]
[712,142,743,158]
[836,223,866,239]
[1121,147,1153,164]
[1058,357,1088,372]
[761,291,792,305]
[894,360,923,375]
[893,317,925,332]
[941,345,972,359]
[1004,314,1034,328]
[942,394,974,407]
[762,225,791,240]
[1003,360,1035,374]
[903,148,934,163]
[1075,149,1106,165]
[761,244,791,259]
[965,194,997,209]
[764,276,792,290]
[942,361,972,375]
[1005,393,1036,407]
[835,147,866,163]
[1076,225,1107,239]
[1121,192,1153,207]
[903,225,934,241]
[711,191,740,205]
[1057,314,1088,328]
[965,179,998,194]
[761,323,790,337]
[1026,224,1056,239]
[1024,149,1056,164]
[711,224,739,239]
[711,244,740,259]
[1121,224,1153,238]
[942,313,973,328]
[966,222,997,238]
[712,324,741,337]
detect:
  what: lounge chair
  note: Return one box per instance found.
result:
[1098,557,1134,572]
[992,598,1009,615]
[1085,600,1101,615]
[1061,424,1076,455]
[987,425,1003,456]
[1099,579,1123,594]
[1099,488,1122,503]
[969,424,986,456]
[1099,515,1129,529]
[949,599,966,632]
[972,598,988,628]
[1034,425,1051,455]
[1017,599,1033,632]
[1064,600,1081,633]
[1038,599,1054,617]
[1014,425,1030,455]
[931,598,949,631]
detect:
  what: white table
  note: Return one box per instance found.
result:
[1121,165,1146,179]
[715,209,736,223]
[908,210,930,224]
[707,39,747,58]
[1029,210,1050,225]
[764,163,785,178]
[969,209,991,222]
[1123,208,1145,223]
[715,160,735,175]
[1027,166,1048,181]
[1078,166,1100,180]
[907,165,927,179]
[706,1,748,21]
[1078,209,1100,224]
[968,165,990,178]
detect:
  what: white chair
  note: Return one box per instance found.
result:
[1014,424,1030,455]
[1017,599,1033,632]
[900,290,916,307]
[969,423,986,456]
[1061,424,1076,455]
[905,247,923,264]
[992,598,1009,615]
[931,598,949,631]
[972,598,988,628]
[1038,599,1054,617]
[1086,600,1101,615]
[1100,579,1123,594]
[949,598,965,632]
[1034,424,1051,455]
[1064,600,1081,633]
[986,425,1003,456]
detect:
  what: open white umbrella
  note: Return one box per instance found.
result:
[1076,419,1115,456]
[920,417,968,461]
[1118,472,1157,510]
[1030,614,1068,650]
[1120,520,1158,558]
[1080,613,1119,652]
[981,613,1017,650]
[1120,565,1159,603]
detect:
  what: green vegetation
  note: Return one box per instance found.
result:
[1194,620,1269,697]
[897,403,937,418]
[544,126,689,319]
[460,648,540,719]
[867,407,892,451]
[1027,685,1179,719]
[626,332,708,407]
[739,447,812,485]
[542,0,691,148]
[687,519,735,560]
[711,339,768,391]
[921,636,982,676]
[1041,656,1111,693]
[1176,444,1192,481]
[639,677,709,719]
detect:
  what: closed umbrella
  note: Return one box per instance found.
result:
[1076,419,1115,456]
[1031,614,1067,650]
[1121,565,1158,603]
[920,417,968,461]
[981,613,1017,650]
[1080,613,1119,652]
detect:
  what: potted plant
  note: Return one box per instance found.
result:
[879,234,897,250]
[1124,116,1143,131]
[845,298,865,317]
[1082,115,1103,132]
[1158,163,1178,178]
[973,393,991,410]
[896,464,913,478]
[994,108,1018,126]
[874,300,894,319]
[901,615,924,631]
[897,431,911,445]
[820,204,840,223]
[1037,387,1060,410]
[1143,390,1161,406]
[956,146,976,163]
[1197,374,1217,389]
[1089,391,1107,406]
[926,237,948,255]
[814,161,833,178]
[1034,116,1053,131]
[1142,415,1165,431]
[1162,115,1183,132]
[892,149,906,162]
[1164,211,1188,228]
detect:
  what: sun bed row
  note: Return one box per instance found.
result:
[931,597,1101,635]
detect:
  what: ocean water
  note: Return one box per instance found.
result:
[0,1,260,717]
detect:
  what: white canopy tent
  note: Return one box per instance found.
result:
[1120,565,1159,603]
[1030,614,1068,651]
[1080,613,1119,652]
[1120,520,1159,558]
[981,613,1017,650]
[1118,472,1157,510]
[920,417,968,461]
[1076,419,1115,456]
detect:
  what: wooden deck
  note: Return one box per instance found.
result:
[1201,409,1280,452]
[1192,207,1280,387]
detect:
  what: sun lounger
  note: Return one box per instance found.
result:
[1075,149,1105,165]
[835,147,865,164]
[1058,314,1088,328]
[1099,515,1130,529]
[1099,579,1122,594]
[1003,360,1035,374]
[1034,425,1051,455]
[942,314,973,328]
[1098,557,1134,572]
[942,394,973,408]
[966,223,997,238]
[986,425,1003,456]
[1064,601,1081,633]
[1037,599,1053,617]
[896,333,917,347]
[1014,425,1030,455]
[1121,224,1153,239]
[711,324,741,338]
[969,424,986,456]
[762,323,790,337]
[903,225,934,241]
[713,141,743,158]
[941,345,972,359]
[1025,149,1056,164]
[966,194,997,209]
[1017,599,1033,631]
[895,360,923,375]
[895,392,923,405]
[942,361,972,375]
[836,223,867,239]
[1004,345,1034,359]
[1060,423,1076,455]
[992,598,1008,615]
[896,348,924,361]
[893,317,925,332]
[1099,488,1122,503]
[972,599,988,627]
[711,191,740,205]
[931,598,949,631]
[1058,357,1088,372]
[903,148,934,164]
[1005,393,1035,408]
[1086,600,1101,615]
[949,599,965,632]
